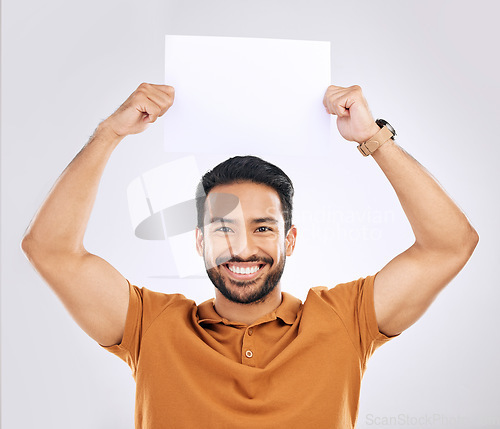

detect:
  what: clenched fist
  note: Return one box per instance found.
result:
[323,85,379,143]
[102,83,175,137]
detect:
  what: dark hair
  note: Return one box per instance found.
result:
[196,155,294,232]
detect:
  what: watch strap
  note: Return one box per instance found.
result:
[357,126,394,157]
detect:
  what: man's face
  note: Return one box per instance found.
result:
[196,182,296,305]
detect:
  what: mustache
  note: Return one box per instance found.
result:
[215,255,274,266]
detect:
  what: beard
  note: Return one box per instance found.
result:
[206,254,286,305]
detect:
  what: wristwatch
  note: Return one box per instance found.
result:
[357,119,396,157]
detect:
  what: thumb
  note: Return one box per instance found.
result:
[144,113,158,123]
[337,105,349,117]
[141,106,160,124]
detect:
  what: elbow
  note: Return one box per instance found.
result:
[417,223,479,260]
[21,232,49,262]
[20,233,45,264]
[453,224,479,262]
[456,226,479,269]
[20,233,34,258]
[467,225,479,255]
[21,232,86,263]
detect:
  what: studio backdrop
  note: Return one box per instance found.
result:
[2,1,499,428]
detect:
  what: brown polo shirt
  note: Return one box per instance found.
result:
[102,275,394,428]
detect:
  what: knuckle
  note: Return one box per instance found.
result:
[137,83,151,94]
[135,87,146,97]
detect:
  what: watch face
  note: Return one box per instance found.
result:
[376,119,396,137]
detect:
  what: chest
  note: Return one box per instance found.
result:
[134,314,363,428]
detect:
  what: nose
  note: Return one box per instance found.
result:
[228,230,259,259]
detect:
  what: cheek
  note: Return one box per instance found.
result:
[264,237,286,259]
[201,244,219,270]
[203,237,235,266]
[206,236,231,252]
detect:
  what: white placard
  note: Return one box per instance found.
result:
[164,35,331,155]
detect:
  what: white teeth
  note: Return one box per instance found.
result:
[228,265,260,275]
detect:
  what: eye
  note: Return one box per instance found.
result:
[256,226,272,233]
[216,226,233,233]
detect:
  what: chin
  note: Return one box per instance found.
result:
[206,259,285,305]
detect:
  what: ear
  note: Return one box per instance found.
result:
[285,225,297,256]
[195,227,204,256]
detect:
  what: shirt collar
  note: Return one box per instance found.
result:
[197,292,302,327]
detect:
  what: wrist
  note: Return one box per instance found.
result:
[371,138,397,156]
[95,121,126,148]
[357,119,396,157]
[366,123,382,141]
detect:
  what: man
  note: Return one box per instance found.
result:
[21,83,478,428]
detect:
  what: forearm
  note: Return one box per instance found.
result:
[372,140,478,252]
[22,123,123,255]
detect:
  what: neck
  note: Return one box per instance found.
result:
[213,285,282,325]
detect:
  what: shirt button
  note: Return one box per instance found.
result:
[245,350,253,358]
[248,328,253,336]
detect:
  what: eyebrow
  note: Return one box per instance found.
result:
[210,217,236,224]
[209,217,279,225]
[251,217,279,224]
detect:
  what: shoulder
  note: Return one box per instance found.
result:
[129,284,196,321]
[309,275,375,297]
[305,275,376,312]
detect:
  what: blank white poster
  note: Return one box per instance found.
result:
[164,35,331,154]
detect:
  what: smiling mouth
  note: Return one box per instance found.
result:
[222,263,266,280]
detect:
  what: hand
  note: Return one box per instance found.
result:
[323,85,380,143]
[101,83,175,137]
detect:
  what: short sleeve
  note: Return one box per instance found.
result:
[100,281,142,374]
[311,274,398,364]
[100,281,186,376]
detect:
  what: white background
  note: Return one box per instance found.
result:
[2,1,499,428]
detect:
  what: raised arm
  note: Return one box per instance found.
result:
[21,83,174,346]
[323,85,478,337]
